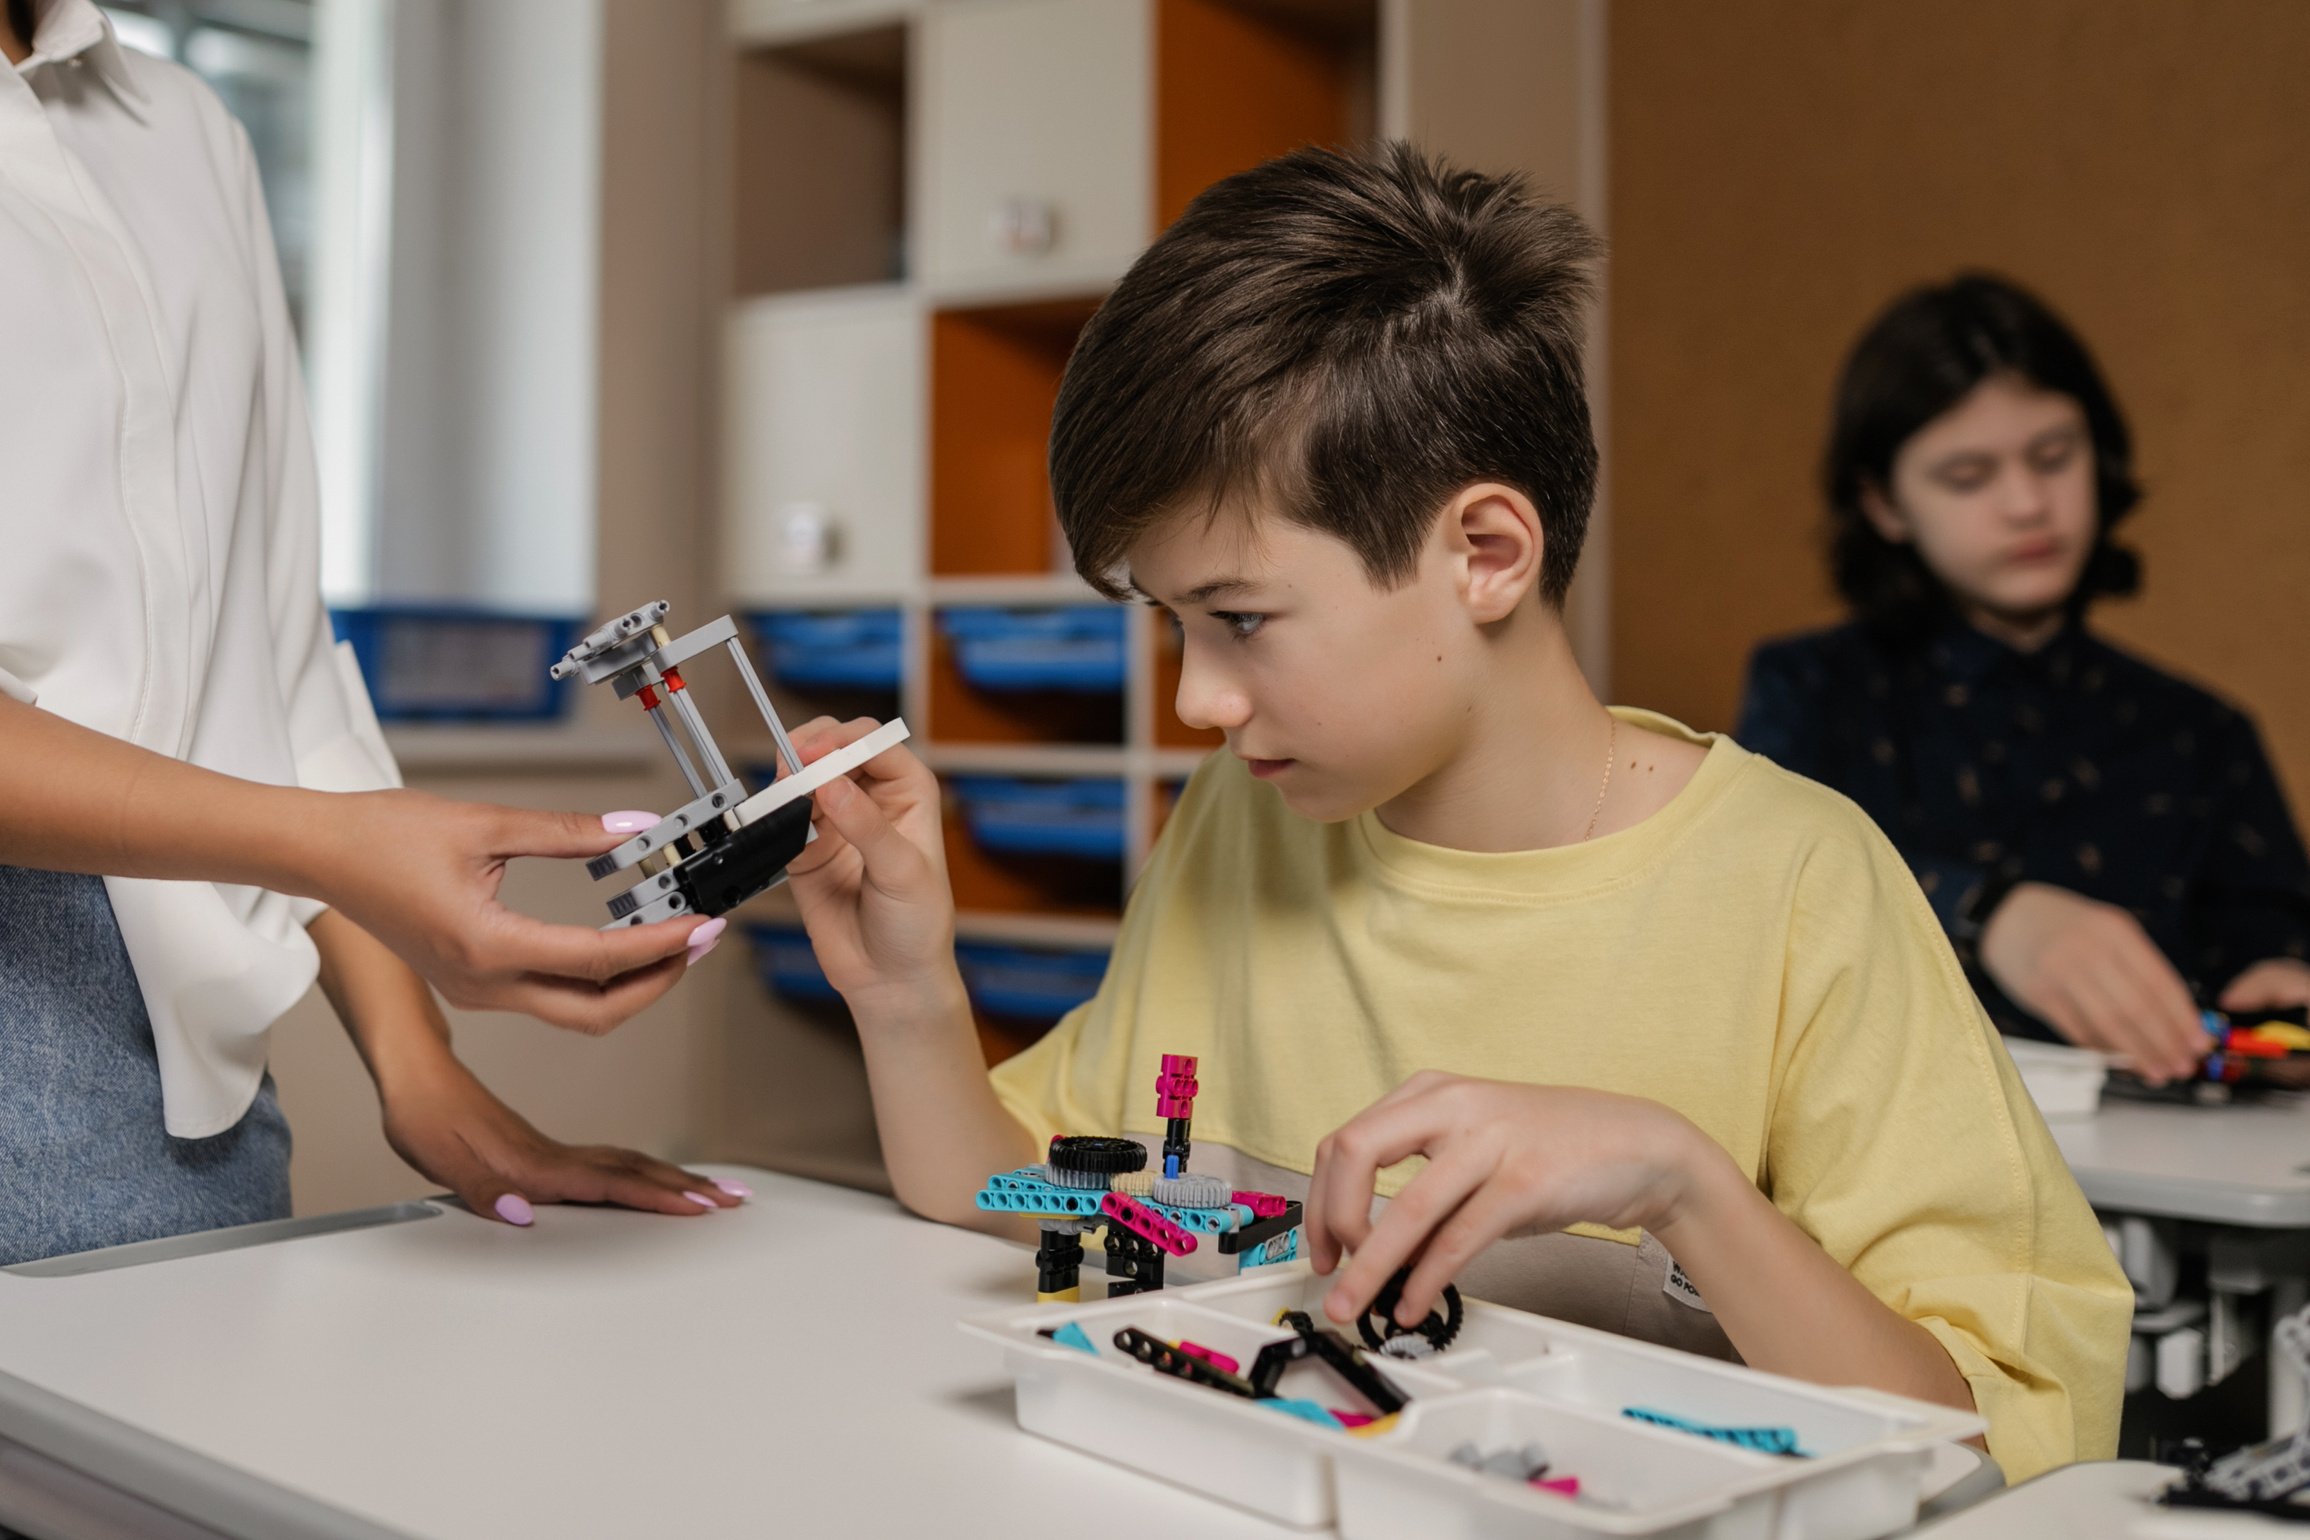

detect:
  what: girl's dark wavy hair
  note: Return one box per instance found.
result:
[1824,274,2142,640]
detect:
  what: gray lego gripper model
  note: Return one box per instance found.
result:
[551,600,911,929]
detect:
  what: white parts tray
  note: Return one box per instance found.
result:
[2000,1039,2109,1119]
[959,1265,1983,1538]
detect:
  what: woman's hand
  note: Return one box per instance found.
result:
[781,717,961,1009]
[1304,1071,1721,1330]
[1978,881,2211,1083]
[379,1054,745,1225]
[313,790,709,1035]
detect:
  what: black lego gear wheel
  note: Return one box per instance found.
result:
[1047,1135,1148,1176]
[1360,1271,1465,1355]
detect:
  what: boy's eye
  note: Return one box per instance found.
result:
[1212,611,1266,640]
[2029,438,2079,474]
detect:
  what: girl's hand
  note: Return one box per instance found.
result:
[315,790,709,1035]
[781,717,961,1008]
[2222,958,2310,1014]
[380,1054,746,1225]
[1304,1071,1722,1330]
[1978,881,2211,1083]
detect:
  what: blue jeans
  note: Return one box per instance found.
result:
[0,866,291,1266]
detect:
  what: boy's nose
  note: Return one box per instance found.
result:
[1174,649,1251,733]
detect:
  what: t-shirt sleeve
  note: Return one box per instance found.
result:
[1765,797,2132,1481]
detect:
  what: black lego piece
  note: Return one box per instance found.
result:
[1035,1229,1085,1296]
[1217,1200,1304,1256]
[1102,1227,1165,1297]
[1360,1272,1465,1355]
[1114,1327,1263,1399]
[1274,1308,1409,1415]
[1048,1136,1148,1177]
[610,797,813,923]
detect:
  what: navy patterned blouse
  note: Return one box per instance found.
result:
[1737,620,2310,1040]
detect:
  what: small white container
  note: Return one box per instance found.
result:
[959,1265,1982,1538]
[2001,1039,2110,1119]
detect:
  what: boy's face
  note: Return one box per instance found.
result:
[1866,373,2099,630]
[1129,502,1486,823]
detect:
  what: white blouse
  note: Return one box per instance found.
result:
[1,0,399,1137]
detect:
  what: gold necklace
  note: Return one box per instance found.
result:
[1582,717,1617,842]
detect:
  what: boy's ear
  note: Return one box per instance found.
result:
[1859,483,1911,545]
[1449,484,1544,624]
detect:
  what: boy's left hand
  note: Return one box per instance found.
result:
[379,1058,744,1226]
[1305,1071,1722,1331]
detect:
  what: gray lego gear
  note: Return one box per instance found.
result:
[1151,1173,1229,1209]
[1109,1170,1155,1198]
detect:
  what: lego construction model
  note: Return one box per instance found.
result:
[550,600,911,928]
[976,1055,1307,1301]
[2165,1300,2310,1516]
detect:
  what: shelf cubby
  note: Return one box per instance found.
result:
[732,21,910,297]
[929,296,1101,577]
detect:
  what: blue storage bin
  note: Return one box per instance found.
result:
[949,777,1127,861]
[331,606,583,723]
[746,923,841,1004]
[938,605,1126,692]
[748,608,904,692]
[956,942,1109,1022]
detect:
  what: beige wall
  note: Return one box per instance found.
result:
[1608,0,2310,819]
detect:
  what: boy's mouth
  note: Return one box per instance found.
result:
[1243,757,1295,780]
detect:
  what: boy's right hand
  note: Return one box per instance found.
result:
[1979,880,2212,1084]
[782,717,959,1005]
[314,790,710,1035]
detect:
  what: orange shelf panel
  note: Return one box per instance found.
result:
[942,805,1126,918]
[1154,0,1355,229]
[930,298,1104,578]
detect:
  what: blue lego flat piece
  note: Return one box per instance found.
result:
[1048,1322,1098,1356]
[974,1174,1104,1217]
[1236,1228,1302,1269]
[1258,1397,1345,1430]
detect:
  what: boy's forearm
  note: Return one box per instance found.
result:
[1657,1137,1978,1417]
[0,696,336,898]
[848,969,1038,1231]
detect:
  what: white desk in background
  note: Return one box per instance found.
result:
[0,1169,1303,1540]
[1914,1460,2301,1538]
[2050,1095,2310,1433]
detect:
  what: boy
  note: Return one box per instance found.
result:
[783,145,2129,1480]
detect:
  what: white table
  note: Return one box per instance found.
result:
[1914,1459,2301,1538]
[2050,1096,2310,1431]
[0,1169,1301,1540]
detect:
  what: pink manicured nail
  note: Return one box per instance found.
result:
[714,1178,753,1199]
[683,1191,719,1209]
[601,810,659,834]
[684,915,728,965]
[494,1194,535,1226]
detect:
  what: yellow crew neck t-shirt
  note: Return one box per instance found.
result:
[989,708,2131,1479]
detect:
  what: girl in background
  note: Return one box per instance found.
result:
[1739,274,2310,1084]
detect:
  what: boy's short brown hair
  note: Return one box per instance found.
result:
[1050,142,1602,604]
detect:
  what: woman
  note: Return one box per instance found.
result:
[1,0,733,1264]
[1737,274,2310,1084]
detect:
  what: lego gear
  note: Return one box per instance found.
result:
[1047,1135,1147,1178]
[1360,1271,1465,1355]
[1110,1170,1155,1197]
[1151,1173,1228,1209]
